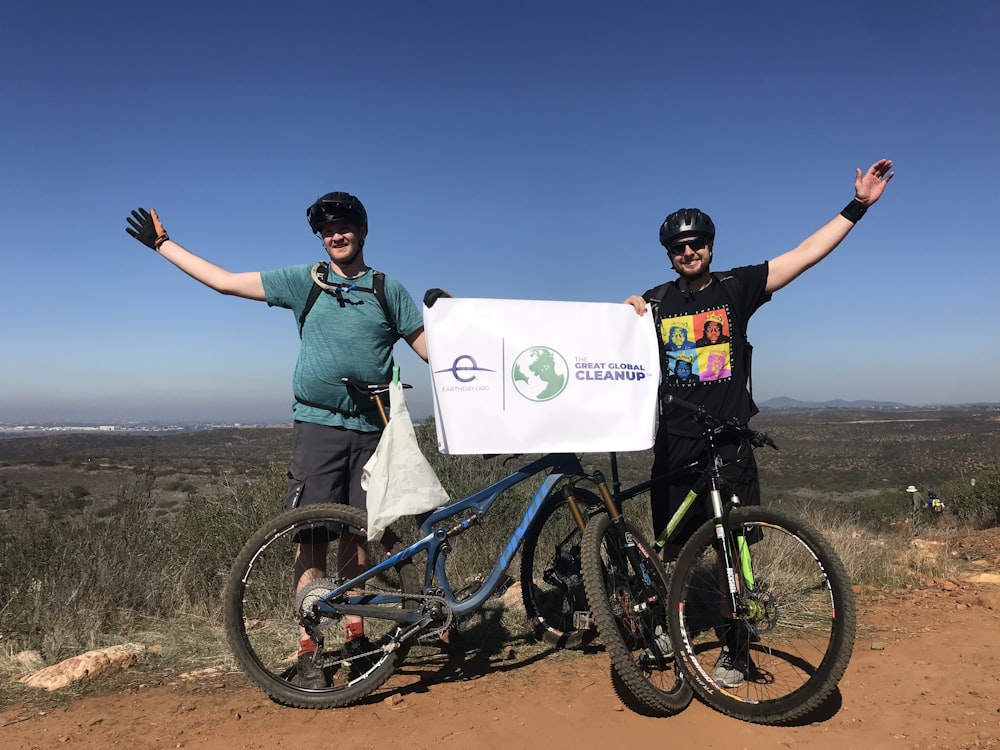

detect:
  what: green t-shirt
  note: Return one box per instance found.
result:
[261,264,423,431]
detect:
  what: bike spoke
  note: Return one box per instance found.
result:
[669,507,855,724]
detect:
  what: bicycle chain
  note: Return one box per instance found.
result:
[296,580,454,642]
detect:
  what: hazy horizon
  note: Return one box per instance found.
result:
[3,393,997,428]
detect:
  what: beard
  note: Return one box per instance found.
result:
[673,250,712,280]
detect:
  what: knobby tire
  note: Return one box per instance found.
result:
[519,487,603,648]
[667,506,856,724]
[224,503,421,709]
[581,513,693,714]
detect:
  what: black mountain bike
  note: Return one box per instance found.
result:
[582,395,856,724]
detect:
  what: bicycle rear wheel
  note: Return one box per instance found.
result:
[581,513,692,714]
[224,503,421,709]
[519,487,603,648]
[668,506,856,724]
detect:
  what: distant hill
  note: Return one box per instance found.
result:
[758,397,1000,411]
[759,397,913,410]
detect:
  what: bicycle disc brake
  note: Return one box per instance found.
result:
[739,585,780,635]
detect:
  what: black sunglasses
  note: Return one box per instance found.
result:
[667,237,710,256]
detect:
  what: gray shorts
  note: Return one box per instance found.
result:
[286,420,381,512]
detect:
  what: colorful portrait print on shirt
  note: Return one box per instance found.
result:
[698,345,731,381]
[660,306,733,387]
[662,318,696,352]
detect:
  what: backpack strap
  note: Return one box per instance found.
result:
[297,263,400,342]
[646,280,675,312]
[298,268,325,336]
[370,270,400,343]
[646,280,678,403]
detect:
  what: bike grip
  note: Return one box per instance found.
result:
[664,394,700,414]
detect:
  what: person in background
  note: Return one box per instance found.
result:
[907,485,922,512]
[925,490,945,519]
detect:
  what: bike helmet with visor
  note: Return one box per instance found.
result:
[659,208,716,249]
[306,192,368,234]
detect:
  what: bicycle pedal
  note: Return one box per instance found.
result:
[572,610,594,630]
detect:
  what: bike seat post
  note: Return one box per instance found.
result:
[371,390,389,427]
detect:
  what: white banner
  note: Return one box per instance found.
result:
[424,298,659,454]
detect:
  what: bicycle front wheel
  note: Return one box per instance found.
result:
[224,503,421,709]
[581,513,692,714]
[519,487,603,648]
[668,506,856,724]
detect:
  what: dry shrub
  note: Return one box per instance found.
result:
[794,505,958,588]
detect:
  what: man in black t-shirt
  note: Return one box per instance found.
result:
[624,158,894,688]
[625,159,895,559]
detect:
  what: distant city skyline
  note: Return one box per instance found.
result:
[3,393,998,431]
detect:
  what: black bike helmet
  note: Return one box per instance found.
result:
[306,192,368,234]
[659,208,715,249]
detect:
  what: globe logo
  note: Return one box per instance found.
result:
[511,347,568,402]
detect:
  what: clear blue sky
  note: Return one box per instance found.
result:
[2,1,998,424]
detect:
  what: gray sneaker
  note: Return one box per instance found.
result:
[642,624,674,663]
[712,644,748,688]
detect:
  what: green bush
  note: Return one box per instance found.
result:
[828,490,911,532]
[940,466,1000,528]
[0,463,287,659]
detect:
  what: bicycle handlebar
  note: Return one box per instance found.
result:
[664,394,778,450]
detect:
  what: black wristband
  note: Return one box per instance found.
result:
[840,198,868,223]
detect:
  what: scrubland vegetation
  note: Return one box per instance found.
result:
[1,408,998,703]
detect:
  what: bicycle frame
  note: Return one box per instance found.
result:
[605,402,773,620]
[309,452,596,630]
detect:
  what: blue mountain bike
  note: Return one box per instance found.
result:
[223,379,683,708]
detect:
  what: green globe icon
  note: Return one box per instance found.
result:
[511,347,568,402]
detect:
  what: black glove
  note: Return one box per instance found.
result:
[423,288,451,308]
[125,207,169,250]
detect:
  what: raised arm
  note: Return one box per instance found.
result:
[125,207,266,300]
[765,159,894,293]
[405,327,429,362]
[408,287,454,361]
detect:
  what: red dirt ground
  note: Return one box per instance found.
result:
[3,530,999,750]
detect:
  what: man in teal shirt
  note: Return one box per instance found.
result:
[126,192,428,688]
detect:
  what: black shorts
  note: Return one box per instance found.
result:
[286,421,381,543]
[649,430,760,545]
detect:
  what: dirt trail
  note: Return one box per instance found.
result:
[4,533,1000,750]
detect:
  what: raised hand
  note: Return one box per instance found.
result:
[125,207,169,250]
[854,159,894,206]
